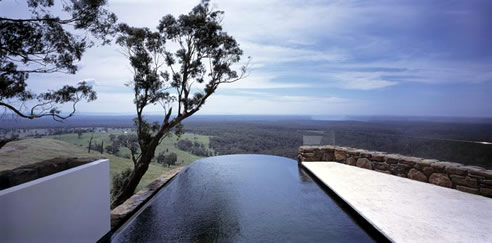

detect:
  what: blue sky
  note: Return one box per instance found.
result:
[3,0,492,116]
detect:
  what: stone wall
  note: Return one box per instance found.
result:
[298,145,492,198]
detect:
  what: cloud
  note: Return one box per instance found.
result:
[4,0,491,116]
[332,74,397,90]
[221,72,310,89]
[199,94,353,115]
[241,42,346,66]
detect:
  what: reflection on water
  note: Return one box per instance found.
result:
[113,154,373,242]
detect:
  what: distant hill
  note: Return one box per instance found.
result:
[0,138,95,171]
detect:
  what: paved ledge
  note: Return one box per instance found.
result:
[111,167,183,230]
[303,162,492,243]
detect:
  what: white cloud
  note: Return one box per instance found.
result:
[328,72,398,90]
[5,0,491,116]
[241,42,346,66]
[199,94,353,115]
[221,72,310,89]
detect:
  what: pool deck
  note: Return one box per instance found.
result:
[302,162,492,243]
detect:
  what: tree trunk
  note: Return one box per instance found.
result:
[88,135,93,153]
[111,139,160,208]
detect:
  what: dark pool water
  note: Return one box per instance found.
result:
[113,155,373,242]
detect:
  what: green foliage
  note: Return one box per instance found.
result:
[111,0,248,207]
[156,152,177,167]
[0,0,117,120]
[176,139,209,156]
[116,134,139,162]
[111,168,133,205]
[105,142,120,155]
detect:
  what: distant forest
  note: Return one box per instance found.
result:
[184,120,492,169]
[2,117,492,169]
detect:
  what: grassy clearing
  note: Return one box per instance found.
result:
[46,131,212,191]
[0,131,212,192]
[0,138,94,171]
[49,131,212,167]
[0,138,186,192]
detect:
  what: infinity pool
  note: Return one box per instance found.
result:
[113,155,375,242]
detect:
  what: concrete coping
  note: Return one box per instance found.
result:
[303,162,492,243]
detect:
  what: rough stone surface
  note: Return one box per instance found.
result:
[321,152,334,161]
[480,179,492,186]
[456,185,479,195]
[334,150,346,161]
[346,157,356,166]
[359,151,372,158]
[446,166,468,176]
[302,153,315,161]
[356,158,372,169]
[480,187,492,197]
[468,169,492,179]
[389,164,409,175]
[408,169,427,182]
[373,162,388,171]
[399,157,417,167]
[385,154,400,164]
[415,160,433,170]
[370,152,385,162]
[422,167,434,177]
[450,175,478,188]
[298,145,492,198]
[429,173,452,188]
[430,162,446,172]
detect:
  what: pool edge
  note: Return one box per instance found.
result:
[301,162,393,243]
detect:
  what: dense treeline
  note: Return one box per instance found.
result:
[186,122,303,158]
[3,118,492,169]
[184,120,492,169]
[176,139,210,157]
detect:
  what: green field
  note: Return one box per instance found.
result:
[1,131,212,192]
[48,130,212,165]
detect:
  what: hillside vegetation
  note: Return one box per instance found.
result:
[0,138,175,191]
[47,131,211,165]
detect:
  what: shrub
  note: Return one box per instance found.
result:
[111,168,133,207]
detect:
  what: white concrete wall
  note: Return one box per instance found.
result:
[0,159,110,243]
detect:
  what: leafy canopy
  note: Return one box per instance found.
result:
[115,0,248,165]
[0,0,117,120]
[110,0,249,207]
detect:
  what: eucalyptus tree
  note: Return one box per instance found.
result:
[112,0,248,207]
[0,0,117,120]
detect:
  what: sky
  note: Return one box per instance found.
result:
[2,0,492,117]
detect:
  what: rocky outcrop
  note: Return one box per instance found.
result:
[298,145,492,198]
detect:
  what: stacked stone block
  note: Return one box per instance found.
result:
[298,145,492,198]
